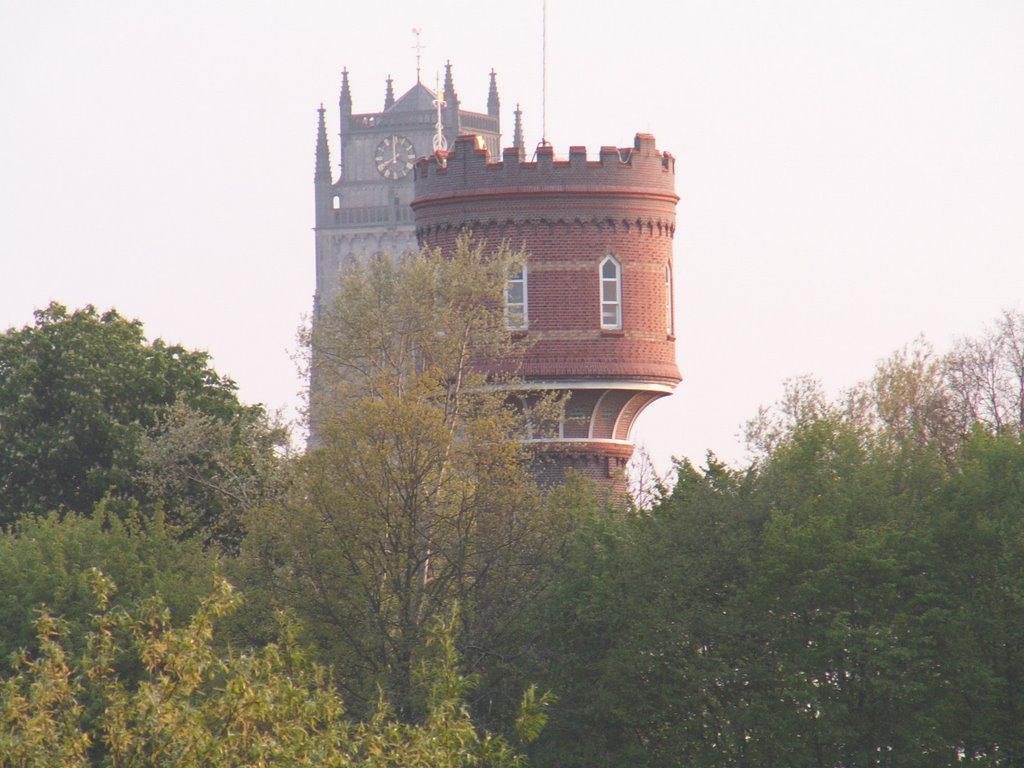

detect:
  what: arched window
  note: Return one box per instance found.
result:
[506,263,528,330]
[665,262,674,335]
[600,255,621,330]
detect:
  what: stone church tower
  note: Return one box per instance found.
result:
[313,65,502,316]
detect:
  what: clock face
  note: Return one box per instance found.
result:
[374,135,417,179]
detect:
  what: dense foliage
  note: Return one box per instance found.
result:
[0,505,216,669]
[0,302,285,546]
[0,573,547,766]
[524,426,1024,766]
[522,313,1024,767]
[3,290,1024,766]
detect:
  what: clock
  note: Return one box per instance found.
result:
[374,135,417,179]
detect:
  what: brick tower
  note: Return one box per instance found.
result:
[412,133,680,489]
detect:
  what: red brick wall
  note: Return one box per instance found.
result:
[412,133,681,493]
[414,134,681,387]
[528,440,634,498]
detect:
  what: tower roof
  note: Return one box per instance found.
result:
[389,82,437,112]
[443,61,459,110]
[339,67,352,115]
[487,69,500,117]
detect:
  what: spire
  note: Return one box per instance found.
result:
[443,60,459,111]
[314,104,334,227]
[513,103,525,156]
[315,104,331,183]
[487,68,500,117]
[384,75,395,110]
[339,67,352,118]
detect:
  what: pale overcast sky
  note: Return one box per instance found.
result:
[2,1,1023,472]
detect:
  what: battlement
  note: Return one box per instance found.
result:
[413,133,677,202]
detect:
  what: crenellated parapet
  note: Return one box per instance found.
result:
[414,133,676,208]
[413,134,678,254]
[415,133,675,185]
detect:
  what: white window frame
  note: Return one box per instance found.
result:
[505,263,528,330]
[600,255,622,330]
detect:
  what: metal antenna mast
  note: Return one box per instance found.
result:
[541,0,548,145]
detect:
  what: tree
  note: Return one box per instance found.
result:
[929,431,1024,764]
[745,416,953,767]
[0,574,549,767]
[0,302,284,541]
[522,311,1024,766]
[946,309,1024,438]
[138,400,287,550]
[525,456,773,768]
[851,339,960,456]
[530,419,968,767]
[0,503,217,669]
[240,239,568,716]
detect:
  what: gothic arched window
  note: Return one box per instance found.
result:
[506,263,528,330]
[600,255,622,330]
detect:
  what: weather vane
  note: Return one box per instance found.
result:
[433,72,448,156]
[412,28,424,83]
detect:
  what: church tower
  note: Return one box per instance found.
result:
[413,134,680,490]
[313,66,502,317]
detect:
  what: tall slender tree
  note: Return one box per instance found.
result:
[241,239,568,715]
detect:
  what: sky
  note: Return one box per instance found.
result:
[2,1,1023,474]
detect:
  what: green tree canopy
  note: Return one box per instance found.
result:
[522,313,1024,767]
[0,302,284,543]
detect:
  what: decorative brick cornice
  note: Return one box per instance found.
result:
[416,214,676,242]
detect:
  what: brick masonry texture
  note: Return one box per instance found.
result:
[413,133,681,492]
